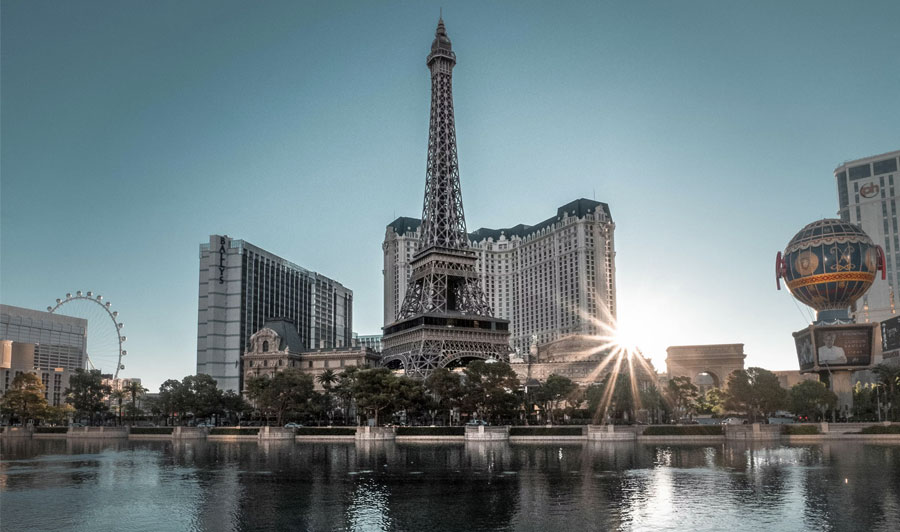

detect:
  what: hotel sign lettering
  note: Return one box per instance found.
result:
[218,237,227,284]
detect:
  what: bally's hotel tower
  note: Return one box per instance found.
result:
[837,150,900,324]
[197,235,352,392]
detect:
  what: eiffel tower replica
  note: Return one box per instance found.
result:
[381,18,511,379]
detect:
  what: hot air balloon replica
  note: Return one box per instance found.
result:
[776,219,884,415]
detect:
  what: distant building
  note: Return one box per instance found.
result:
[197,235,353,392]
[242,319,379,392]
[1,340,73,407]
[101,376,145,417]
[353,333,383,353]
[1,304,87,371]
[509,335,656,386]
[383,198,616,355]
[835,150,900,324]
[771,370,819,390]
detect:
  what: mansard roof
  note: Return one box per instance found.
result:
[387,198,612,243]
[262,318,304,352]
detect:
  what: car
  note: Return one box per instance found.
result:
[284,422,303,429]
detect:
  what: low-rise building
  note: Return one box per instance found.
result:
[509,335,656,386]
[242,319,380,392]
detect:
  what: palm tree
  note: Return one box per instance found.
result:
[316,369,339,424]
[126,381,147,426]
[316,369,338,390]
[110,389,128,426]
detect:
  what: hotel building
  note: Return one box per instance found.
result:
[197,235,353,392]
[383,198,616,355]
[1,304,87,371]
[836,150,900,324]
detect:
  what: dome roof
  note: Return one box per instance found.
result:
[785,219,873,254]
[779,218,880,312]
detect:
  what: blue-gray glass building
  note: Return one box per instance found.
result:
[197,235,353,392]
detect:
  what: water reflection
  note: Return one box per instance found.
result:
[1,439,899,531]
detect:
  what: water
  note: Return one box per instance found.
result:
[1,439,899,531]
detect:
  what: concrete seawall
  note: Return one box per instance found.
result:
[465,425,509,441]
[4,423,899,444]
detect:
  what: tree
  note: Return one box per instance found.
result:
[872,363,900,421]
[696,388,725,417]
[534,374,578,424]
[183,374,224,421]
[220,390,250,425]
[333,366,360,425]
[110,389,128,425]
[666,376,700,422]
[424,368,464,425]
[314,369,340,425]
[791,380,837,422]
[639,384,668,424]
[65,369,111,425]
[723,367,788,422]
[392,376,427,424]
[1,373,48,423]
[316,369,338,390]
[126,381,147,425]
[350,368,397,426]
[156,379,187,425]
[246,369,316,425]
[44,404,76,425]
[587,373,638,424]
[461,361,520,424]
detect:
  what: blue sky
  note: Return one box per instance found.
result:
[2,1,898,390]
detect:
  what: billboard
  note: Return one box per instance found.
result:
[793,330,815,371]
[881,315,900,351]
[813,326,873,368]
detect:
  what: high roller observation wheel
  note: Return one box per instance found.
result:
[47,291,127,379]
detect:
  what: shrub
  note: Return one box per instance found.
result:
[34,426,69,434]
[295,427,357,436]
[782,425,820,435]
[396,426,464,436]
[859,425,900,434]
[210,428,259,436]
[509,426,584,436]
[642,425,723,436]
[129,427,174,435]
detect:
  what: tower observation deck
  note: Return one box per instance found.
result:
[380,18,511,379]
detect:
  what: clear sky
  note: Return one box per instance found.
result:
[2,1,899,391]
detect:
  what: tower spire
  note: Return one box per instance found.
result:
[421,16,465,252]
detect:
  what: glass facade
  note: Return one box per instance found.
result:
[197,235,352,392]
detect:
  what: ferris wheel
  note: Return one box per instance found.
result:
[48,291,127,379]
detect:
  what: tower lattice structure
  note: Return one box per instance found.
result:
[381,19,510,379]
